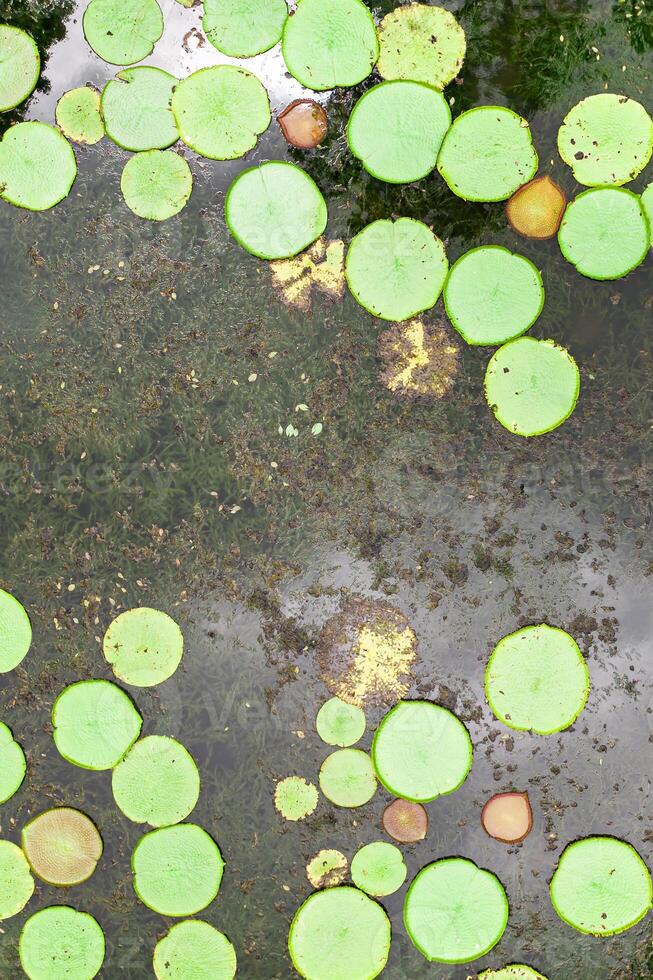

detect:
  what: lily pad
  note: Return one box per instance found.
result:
[0,588,31,672]
[132,824,224,916]
[347,80,451,184]
[282,0,378,91]
[306,849,348,888]
[289,886,391,980]
[351,841,407,897]
[485,624,589,734]
[112,735,200,826]
[444,245,544,346]
[171,65,270,160]
[382,798,428,843]
[481,791,533,844]
[319,748,377,807]
[204,0,287,57]
[19,906,105,979]
[103,606,184,686]
[0,721,26,803]
[506,175,567,240]
[83,0,164,66]
[558,94,653,186]
[480,967,547,979]
[56,87,104,144]
[278,99,328,149]
[274,776,319,821]
[154,920,237,980]
[377,3,465,89]
[102,67,178,151]
[225,161,327,260]
[52,679,142,770]
[22,807,102,887]
[558,187,649,280]
[0,25,40,112]
[404,857,509,963]
[346,218,448,321]
[438,106,538,202]
[0,840,34,920]
[550,836,652,935]
[0,122,77,212]
[121,150,192,222]
[316,697,365,747]
[484,337,580,437]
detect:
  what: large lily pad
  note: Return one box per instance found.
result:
[22,807,102,887]
[319,748,377,807]
[377,3,466,89]
[0,26,40,112]
[351,841,407,897]
[0,122,77,211]
[121,150,192,222]
[56,87,104,145]
[112,735,200,826]
[154,920,237,980]
[558,187,649,280]
[345,218,448,321]
[19,906,105,979]
[282,0,378,91]
[102,67,178,151]
[103,606,184,685]
[132,824,224,916]
[52,679,142,770]
[83,0,164,66]
[0,721,26,803]
[0,840,34,920]
[438,106,538,202]
[347,80,451,184]
[204,0,288,58]
[558,94,653,186]
[0,588,31,672]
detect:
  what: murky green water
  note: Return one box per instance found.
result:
[0,0,651,976]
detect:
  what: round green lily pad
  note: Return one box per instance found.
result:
[52,679,142,770]
[83,0,164,66]
[438,106,538,202]
[484,337,580,437]
[316,697,365,747]
[558,187,650,280]
[345,218,448,321]
[225,162,327,260]
[0,721,26,803]
[102,67,178,151]
[550,837,652,936]
[347,80,451,184]
[204,0,287,57]
[274,776,319,821]
[154,920,237,980]
[377,3,466,89]
[103,607,184,685]
[132,824,224,916]
[319,748,377,807]
[0,840,34,920]
[351,841,407,897]
[0,122,77,212]
[480,966,547,979]
[19,906,105,979]
[121,150,192,222]
[0,26,40,112]
[0,588,31,672]
[485,624,589,734]
[112,735,200,826]
[372,700,472,803]
[558,94,653,187]
[289,886,391,980]
[404,858,509,963]
[55,87,104,145]
[444,245,544,346]
[642,183,652,237]
[22,807,102,887]
[171,65,270,161]
[282,0,378,91]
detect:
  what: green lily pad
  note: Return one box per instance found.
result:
[345,218,448,321]
[102,67,178,151]
[171,65,270,160]
[154,920,237,980]
[480,966,547,979]
[22,807,102,887]
[551,837,652,935]
[52,679,142,770]
[121,150,192,222]
[484,337,580,437]
[351,841,407,897]
[112,735,200,826]
[306,849,348,888]
[558,94,653,187]
[56,87,104,145]
[0,588,31,672]
[444,245,544,346]
[319,748,377,807]
[274,776,319,821]
[19,906,105,979]
[347,80,451,184]
[289,886,391,980]
[132,824,224,916]
[282,0,378,91]
[643,183,652,237]
[438,106,538,202]
[0,122,77,212]
[316,697,365,747]
[558,187,650,280]
[204,0,287,57]
[405,858,509,963]
[377,3,466,89]
[0,26,40,112]
[372,700,472,803]
[225,161,327,260]
[0,840,34,920]
[485,624,589,734]
[0,721,26,803]
[83,0,164,66]
[103,607,184,685]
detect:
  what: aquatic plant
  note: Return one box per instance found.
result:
[83,0,164,65]
[112,734,200,826]
[103,606,184,686]
[19,906,105,980]
[319,747,377,807]
[306,849,348,888]
[350,841,407,897]
[377,317,460,401]
[21,807,102,887]
[481,791,533,844]
[121,149,193,222]
[0,721,26,803]
[132,824,224,916]
[558,187,650,280]
[376,3,466,89]
[316,696,365,747]
[281,0,378,91]
[0,589,31,673]
[52,678,142,770]
[101,67,178,152]
[382,798,428,843]
[274,775,318,821]
[203,0,287,58]
[0,121,76,212]
[55,86,104,144]
[0,25,40,112]
[277,99,328,149]
[0,840,34,920]
[269,237,345,312]
[153,920,237,979]
[505,176,567,240]
[479,967,547,979]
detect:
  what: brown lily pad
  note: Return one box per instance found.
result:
[278,99,328,149]
[506,175,567,240]
[382,799,428,843]
[481,791,533,844]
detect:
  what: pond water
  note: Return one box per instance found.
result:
[0,0,651,977]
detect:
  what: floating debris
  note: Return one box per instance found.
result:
[481,791,533,844]
[274,776,318,821]
[319,748,377,807]
[19,906,105,979]
[103,607,184,687]
[22,807,102,887]
[351,841,407,897]
[270,237,345,312]
[558,94,653,187]
[0,122,77,212]
[506,176,567,240]
[0,840,34,920]
[55,86,104,144]
[132,824,224,916]
[153,920,237,979]
[282,0,378,91]
[52,679,142,770]
[382,799,428,843]
[378,317,460,400]
[558,186,650,280]
[0,25,40,112]
[83,0,164,66]
[112,735,200,826]
[306,849,348,889]
[204,0,287,57]
[102,67,178,152]
[0,721,26,803]
[376,3,466,89]
[316,697,365,747]
[278,99,328,149]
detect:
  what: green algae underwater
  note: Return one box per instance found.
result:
[0,0,652,977]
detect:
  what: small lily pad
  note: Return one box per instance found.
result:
[132,824,224,916]
[319,748,377,807]
[83,0,164,66]
[52,679,142,770]
[0,122,77,211]
[480,967,547,979]
[102,67,178,151]
[558,94,653,186]
[0,25,40,112]
[481,791,533,844]
[282,0,378,91]
[316,697,365,747]
[506,175,567,240]
[347,80,451,184]
[19,906,105,979]
[558,187,650,280]
[0,721,26,803]
[112,735,200,826]
[438,106,538,202]
[103,607,184,686]
[278,99,328,149]
[204,0,287,57]
[484,337,580,437]
[0,588,31,672]
[0,840,34,920]
[382,799,428,843]
[56,87,104,144]
[377,3,466,89]
[351,841,407,897]
[22,807,102,887]
[154,920,237,980]
[274,776,318,821]
[346,218,448,321]
[306,849,348,888]
[121,150,192,222]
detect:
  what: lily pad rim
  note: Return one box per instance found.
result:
[0,25,41,112]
